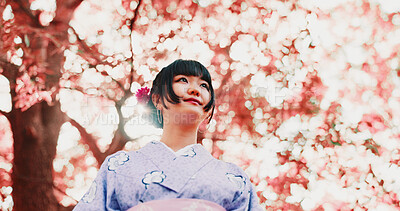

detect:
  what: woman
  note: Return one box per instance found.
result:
[73,60,262,211]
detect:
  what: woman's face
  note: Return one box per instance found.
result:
[159,74,212,126]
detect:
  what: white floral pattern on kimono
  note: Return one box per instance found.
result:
[108,152,129,171]
[73,141,263,211]
[142,171,166,188]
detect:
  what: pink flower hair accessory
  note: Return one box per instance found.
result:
[135,87,150,104]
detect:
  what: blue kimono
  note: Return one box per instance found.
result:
[73,141,263,211]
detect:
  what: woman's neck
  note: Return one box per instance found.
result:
[160,123,198,152]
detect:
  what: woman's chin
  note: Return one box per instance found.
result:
[163,104,208,125]
[178,106,205,116]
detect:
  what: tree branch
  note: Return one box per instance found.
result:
[53,184,77,203]
[0,57,20,82]
[60,86,117,102]
[104,128,130,156]
[215,62,234,98]
[0,109,10,120]
[14,0,42,27]
[69,27,104,65]
[103,100,131,155]
[128,0,143,88]
[68,27,126,91]
[69,26,122,68]
[68,118,105,165]
[54,0,84,25]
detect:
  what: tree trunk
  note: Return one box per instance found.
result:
[9,25,67,211]
[3,1,83,210]
[10,101,64,211]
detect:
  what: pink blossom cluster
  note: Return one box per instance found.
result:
[135,87,150,104]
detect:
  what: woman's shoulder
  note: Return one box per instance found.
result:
[212,159,250,178]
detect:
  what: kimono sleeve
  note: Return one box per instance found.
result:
[226,163,263,211]
[73,154,121,211]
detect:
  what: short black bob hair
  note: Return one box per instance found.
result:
[147,59,215,128]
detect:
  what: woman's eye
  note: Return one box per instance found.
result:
[177,77,188,82]
[201,83,209,90]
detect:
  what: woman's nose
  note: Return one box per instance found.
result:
[187,86,200,96]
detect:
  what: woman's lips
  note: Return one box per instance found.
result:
[184,98,201,105]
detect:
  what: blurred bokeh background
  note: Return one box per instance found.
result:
[1,0,400,210]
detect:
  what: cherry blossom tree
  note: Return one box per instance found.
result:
[1,0,400,210]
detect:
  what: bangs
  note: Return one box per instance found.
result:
[171,60,212,83]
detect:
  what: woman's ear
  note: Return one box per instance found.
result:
[152,94,161,110]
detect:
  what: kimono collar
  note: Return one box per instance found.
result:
[138,141,215,193]
[158,141,197,156]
